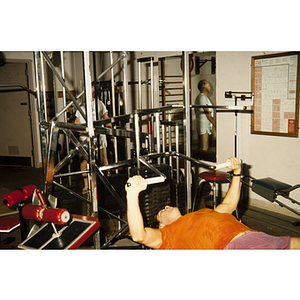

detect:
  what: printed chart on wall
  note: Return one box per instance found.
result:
[251,52,300,137]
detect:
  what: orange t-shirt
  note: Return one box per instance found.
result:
[158,208,255,249]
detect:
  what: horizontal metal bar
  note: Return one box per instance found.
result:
[216,109,253,113]
[137,57,154,63]
[94,126,148,140]
[160,120,180,126]
[165,100,183,103]
[225,91,253,95]
[40,121,86,132]
[53,170,88,178]
[93,113,132,126]
[97,152,216,182]
[136,104,184,116]
[99,157,138,172]
[0,84,36,95]
[94,105,184,125]
[164,81,183,84]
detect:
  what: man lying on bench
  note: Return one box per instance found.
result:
[125,157,300,250]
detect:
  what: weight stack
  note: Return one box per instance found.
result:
[52,185,78,215]
[170,180,186,215]
[130,164,171,228]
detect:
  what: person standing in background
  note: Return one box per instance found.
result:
[195,80,216,151]
[74,85,111,192]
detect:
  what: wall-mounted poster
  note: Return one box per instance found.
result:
[251,52,300,137]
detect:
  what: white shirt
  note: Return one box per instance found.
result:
[195,93,214,135]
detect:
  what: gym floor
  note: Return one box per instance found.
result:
[1,165,300,249]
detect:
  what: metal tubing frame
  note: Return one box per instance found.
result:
[137,57,155,152]
[168,112,173,177]
[60,51,72,185]
[134,112,141,168]
[122,52,130,161]
[34,51,48,172]
[98,152,215,173]
[82,51,100,249]
[155,111,161,164]
[138,61,142,110]
[182,51,192,213]
[41,51,87,121]
[34,51,131,249]
[175,123,180,184]
[35,51,244,249]
[110,51,119,168]
[162,123,166,164]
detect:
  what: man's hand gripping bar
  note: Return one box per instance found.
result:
[212,159,243,170]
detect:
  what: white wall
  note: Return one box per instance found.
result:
[1,51,41,167]
[216,51,300,214]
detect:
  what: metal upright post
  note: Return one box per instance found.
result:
[150,57,155,151]
[162,123,166,164]
[155,111,161,164]
[122,52,131,161]
[175,122,180,208]
[60,51,72,185]
[83,51,100,249]
[110,52,119,169]
[168,112,173,179]
[175,123,180,184]
[134,112,140,169]
[183,52,192,213]
[138,59,143,138]
[34,51,48,174]
[138,60,142,110]
[137,57,155,152]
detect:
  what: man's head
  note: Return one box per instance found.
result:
[198,80,211,94]
[155,205,182,229]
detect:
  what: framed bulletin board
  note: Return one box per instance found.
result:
[251,52,300,137]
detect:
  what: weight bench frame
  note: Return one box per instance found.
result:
[250,177,300,226]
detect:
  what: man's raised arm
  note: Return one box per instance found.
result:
[125,175,162,249]
[214,157,242,214]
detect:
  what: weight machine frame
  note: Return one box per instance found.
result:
[35,51,130,248]
[34,51,245,249]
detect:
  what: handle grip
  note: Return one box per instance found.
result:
[213,159,243,170]
[126,176,166,187]
[145,176,165,185]
[214,162,231,170]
